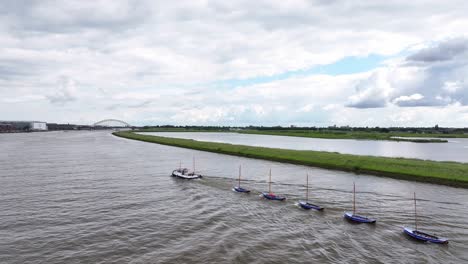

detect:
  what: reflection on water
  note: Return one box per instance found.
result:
[142,132,468,162]
[1,131,467,263]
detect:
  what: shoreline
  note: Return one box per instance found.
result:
[113,131,468,188]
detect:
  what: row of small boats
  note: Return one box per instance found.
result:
[171,163,448,244]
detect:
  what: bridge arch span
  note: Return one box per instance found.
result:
[93,119,131,127]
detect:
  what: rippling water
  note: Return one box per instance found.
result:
[1,131,468,263]
[141,132,468,162]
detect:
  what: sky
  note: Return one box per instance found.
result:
[1,0,468,127]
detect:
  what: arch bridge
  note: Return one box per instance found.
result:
[93,119,131,127]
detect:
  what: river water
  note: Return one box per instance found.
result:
[1,131,467,263]
[141,132,468,163]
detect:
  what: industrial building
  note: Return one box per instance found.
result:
[30,121,47,131]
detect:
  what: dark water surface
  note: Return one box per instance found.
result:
[1,131,468,263]
[142,132,468,162]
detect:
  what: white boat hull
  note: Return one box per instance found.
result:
[171,170,202,179]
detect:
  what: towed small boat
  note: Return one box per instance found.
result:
[298,173,323,211]
[233,165,250,193]
[403,227,448,244]
[234,186,250,193]
[344,212,376,223]
[403,192,448,244]
[299,201,323,211]
[260,169,286,201]
[262,192,286,201]
[344,182,376,224]
[261,192,286,201]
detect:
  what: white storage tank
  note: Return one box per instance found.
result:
[30,122,48,131]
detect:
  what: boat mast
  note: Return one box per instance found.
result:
[353,182,356,215]
[179,161,181,170]
[193,157,195,174]
[238,165,241,187]
[306,173,309,202]
[269,169,272,194]
[414,192,418,231]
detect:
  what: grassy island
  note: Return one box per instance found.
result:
[113,131,468,188]
[132,127,466,143]
[238,130,450,143]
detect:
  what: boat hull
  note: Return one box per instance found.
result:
[233,186,250,193]
[299,201,323,210]
[344,212,376,223]
[171,170,202,179]
[261,192,286,201]
[403,227,448,244]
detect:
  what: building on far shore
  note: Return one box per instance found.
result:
[30,121,47,131]
[0,121,48,132]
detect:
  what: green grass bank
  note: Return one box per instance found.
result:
[113,131,468,188]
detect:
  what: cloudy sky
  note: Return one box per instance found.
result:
[1,0,468,126]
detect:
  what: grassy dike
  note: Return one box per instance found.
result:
[113,131,468,188]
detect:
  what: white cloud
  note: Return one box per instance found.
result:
[1,95,45,103]
[347,38,468,109]
[112,92,160,100]
[443,81,462,93]
[297,104,314,113]
[46,77,78,105]
[392,93,424,104]
[322,104,339,111]
[347,70,394,108]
